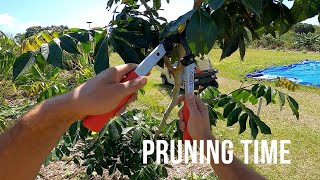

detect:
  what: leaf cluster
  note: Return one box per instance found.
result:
[200,84,299,139]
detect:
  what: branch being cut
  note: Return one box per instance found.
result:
[155,62,183,138]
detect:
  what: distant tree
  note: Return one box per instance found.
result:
[292,23,316,34]
[25,25,68,38]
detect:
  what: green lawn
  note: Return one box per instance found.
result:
[112,49,320,179]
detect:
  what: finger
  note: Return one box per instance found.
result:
[179,119,186,132]
[195,96,208,115]
[185,94,198,116]
[126,93,138,104]
[114,64,138,82]
[114,104,127,116]
[178,108,184,120]
[177,95,185,104]
[116,76,147,97]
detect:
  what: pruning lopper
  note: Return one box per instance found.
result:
[82,34,195,141]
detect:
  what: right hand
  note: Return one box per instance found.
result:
[178,94,212,140]
[68,64,147,121]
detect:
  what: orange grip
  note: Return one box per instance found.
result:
[183,99,192,141]
[82,71,139,132]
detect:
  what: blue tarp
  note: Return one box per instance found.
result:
[246,60,320,86]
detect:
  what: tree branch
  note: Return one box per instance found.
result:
[164,56,174,72]
[140,0,157,23]
[193,0,204,8]
[155,0,201,138]
[155,62,183,139]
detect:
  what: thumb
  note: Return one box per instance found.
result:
[118,76,147,96]
[185,94,198,116]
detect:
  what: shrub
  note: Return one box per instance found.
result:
[292,23,316,34]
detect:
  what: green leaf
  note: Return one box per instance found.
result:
[239,36,246,61]
[239,113,248,134]
[160,9,196,37]
[55,148,63,159]
[278,91,286,110]
[153,0,161,10]
[241,0,262,16]
[208,0,224,10]
[256,85,266,98]
[81,43,91,54]
[208,107,218,126]
[95,164,103,176]
[223,102,236,118]
[13,51,36,80]
[86,164,94,175]
[30,65,43,79]
[253,116,271,135]
[112,29,149,48]
[59,35,80,54]
[217,97,232,107]
[227,107,242,126]
[108,123,120,141]
[249,118,258,139]
[69,32,90,43]
[94,35,109,74]
[109,36,141,64]
[47,42,62,67]
[186,8,217,56]
[249,94,258,105]
[220,34,239,60]
[251,84,259,92]
[265,87,272,105]
[290,0,320,23]
[287,95,299,119]
[132,128,142,145]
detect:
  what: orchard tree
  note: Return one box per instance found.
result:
[11,0,320,178]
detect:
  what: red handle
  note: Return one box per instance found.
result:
[183,99,192,141]
[82,71,140,132]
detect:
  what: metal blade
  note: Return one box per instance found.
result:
[184,63,195,95]
[134,44,166,76]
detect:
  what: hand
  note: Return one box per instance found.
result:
[178,94,213,140]
[69,64,147,120]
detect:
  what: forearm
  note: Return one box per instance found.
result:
[0,93,78,180]
[202,134,265,180]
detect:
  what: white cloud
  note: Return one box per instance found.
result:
[0,13,16,27]
[0,13,43,35]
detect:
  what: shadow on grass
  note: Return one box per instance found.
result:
[153,83,177,96]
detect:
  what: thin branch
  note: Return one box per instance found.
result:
[140,0,157,23]
[193,0,204,8]
[155,62,183,139]
[164,56,174,72]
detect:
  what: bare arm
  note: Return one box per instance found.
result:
[0,64,147,180]
[178,95,265,180]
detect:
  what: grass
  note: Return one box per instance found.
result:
[111,49,320,179]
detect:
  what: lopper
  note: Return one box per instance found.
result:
[82,34,195,141]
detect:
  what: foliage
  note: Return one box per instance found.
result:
[45,109,177,179]
[292,23,316,34]
[251,34,285,50]
[293,32,320,51]
[200,85,299,138]
[24,25,68,38]
[0,31,19,78]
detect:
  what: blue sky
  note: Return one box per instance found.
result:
[0,0,318,35]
